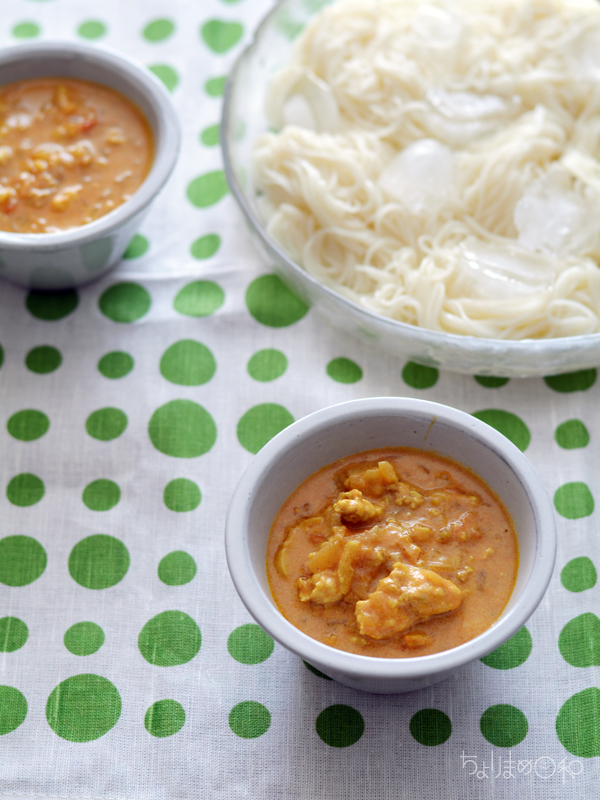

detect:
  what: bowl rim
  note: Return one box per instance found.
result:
[225,396,557,681]
[0,39,180,249]
[220,0,600,365]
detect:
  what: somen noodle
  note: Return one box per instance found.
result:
[253,0,600,339]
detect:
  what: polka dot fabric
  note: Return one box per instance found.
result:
[0,1,599,798]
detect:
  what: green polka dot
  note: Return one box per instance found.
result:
[7,409,49,441]
[558,613,600,667]
[82,479,120,511]
[475,375,510,388]
[123,234,149,259]
[554,482,594,519]
[0,618,29,652]
[174,280,224,317]
[160,340,216,386]
[200,124,220,147]
[158,552,197,586]
[6,473,45,507]
[402,361,439,389]
[163,478,201,512]
[229,701,271,739]
[561,557,597,592]
[138,611,201,666]
[327,357,362,383]
[64,622,105,656]
[480,627,532,669]
[409,709,452,746]
[68,534,129,590]
[13,21,40,38]
[201,20,244,54]
[25,345,62,374]
[0,686,27,735]
[46,674,121,742]
[0,536,47,586]
[237,403,294,454]
[99,282,151,323]
[247,349,288,382]
[149,400,217,458]
[479,704,528,748]
[145,700,185,737]
[227,624,274,665]
[246,274,308,327]
[556,687,600,757]
[303,661,332,680]
[191,233,221,259]
[77,20,106,39]
[187,171,229,208]
[555,419,590,449]
[26,289,78,321]
[97,351,134,379]
[148,64,179,92]
[85,408,127,441]
[472,409,530,452]
[316,705,365,748]
[205,76,226,97]
[143,18,174,42]
[545,369,597,393]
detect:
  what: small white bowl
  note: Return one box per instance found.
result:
[0,41,180,290]
[225,397,556,694]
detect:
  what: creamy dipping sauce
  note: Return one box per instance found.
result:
[267,447,519,658]
[0,77,153,233]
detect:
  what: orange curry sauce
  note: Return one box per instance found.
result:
[0,77,153,233]
[267,448,519,658]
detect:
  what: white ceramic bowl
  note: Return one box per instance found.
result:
[0,41,180,290]
[225,397,556,694]
[221,0,600,376]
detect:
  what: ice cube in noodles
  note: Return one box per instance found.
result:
[514,174,600,256]
[460,239,557,298]
[569,27,600,79]
[266,66,340,133]
[411,4,465,49]
[379,139,456,214]
[425,87,521,144]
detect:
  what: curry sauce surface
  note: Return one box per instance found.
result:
[0,77,153,232]
[267,448,519,658]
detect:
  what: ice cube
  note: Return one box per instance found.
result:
[282,94,316,130]
[568,27,600,79]
[378,139,456,214]
[425,88,520,144]
[411,4,465,47]
[460,239,557,298]
[266,66,340,133]
[427,88,512,121]
[409,4,465,75]
[514,175,599,256]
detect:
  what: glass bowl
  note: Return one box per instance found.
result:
[221,0,600,376]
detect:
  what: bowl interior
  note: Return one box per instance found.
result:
[221,0,600,376]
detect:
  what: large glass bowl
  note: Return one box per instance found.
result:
[221,0,600,377]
